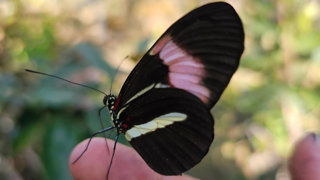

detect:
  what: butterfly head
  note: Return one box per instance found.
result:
[103,95,117,110]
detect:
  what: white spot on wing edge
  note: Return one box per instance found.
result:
[125,112,187,141]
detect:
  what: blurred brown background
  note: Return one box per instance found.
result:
[0,0,319,179]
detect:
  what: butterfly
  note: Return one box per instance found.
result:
[100,1,244,176]
[27,1,244,178]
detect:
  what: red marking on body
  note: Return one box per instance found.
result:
[113,94,121,110]
[123,124,128,128]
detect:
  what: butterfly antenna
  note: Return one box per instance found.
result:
[25,69,108,96]
[109,56,129,94]
[98,106,111,154]
[106,132,120,180]
[72,126,114,164]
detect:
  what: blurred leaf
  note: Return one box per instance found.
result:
[73,43,115,77]
[42,117,78,180]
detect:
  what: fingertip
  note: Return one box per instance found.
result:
[69,137,163,180]
[289,133,320,180]
[69,138,110,180]
[309,133,320,146]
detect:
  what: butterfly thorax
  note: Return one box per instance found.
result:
[103,94,128,133]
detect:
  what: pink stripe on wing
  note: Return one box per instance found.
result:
[172,60,203,68]
[169,65,204,76]
[150,35,171,55]
[169,76,210,103]
[169,72,201,84]
[164,56,193,66]
[151,35,210,104]
[161,50,186,63]
[161,40,177,55]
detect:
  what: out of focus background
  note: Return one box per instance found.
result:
[0,0,319,179]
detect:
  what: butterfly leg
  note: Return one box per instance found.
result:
[98,106,111,153]
[72,126,114,164]
[106,132,120,180]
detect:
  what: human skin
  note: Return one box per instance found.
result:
[69,137,198,180]
[289,133,320,180]
[69,133,320,180]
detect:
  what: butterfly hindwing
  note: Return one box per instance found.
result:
[117,88,214,175]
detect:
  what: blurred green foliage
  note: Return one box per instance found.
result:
[0,0,319,180]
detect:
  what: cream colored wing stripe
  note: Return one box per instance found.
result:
[125,83,155,105]
[125,83,170,106]
[116,83,155,119]
[125,112,187,141]
[117,83,170,119]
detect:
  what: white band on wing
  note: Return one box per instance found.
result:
[125,112,187,141]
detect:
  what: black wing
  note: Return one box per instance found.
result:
[114,2,244,109]
[118,88,214,175]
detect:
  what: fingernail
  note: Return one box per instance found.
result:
[309,133,320,146]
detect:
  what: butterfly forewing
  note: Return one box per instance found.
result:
[115,2,244,109]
